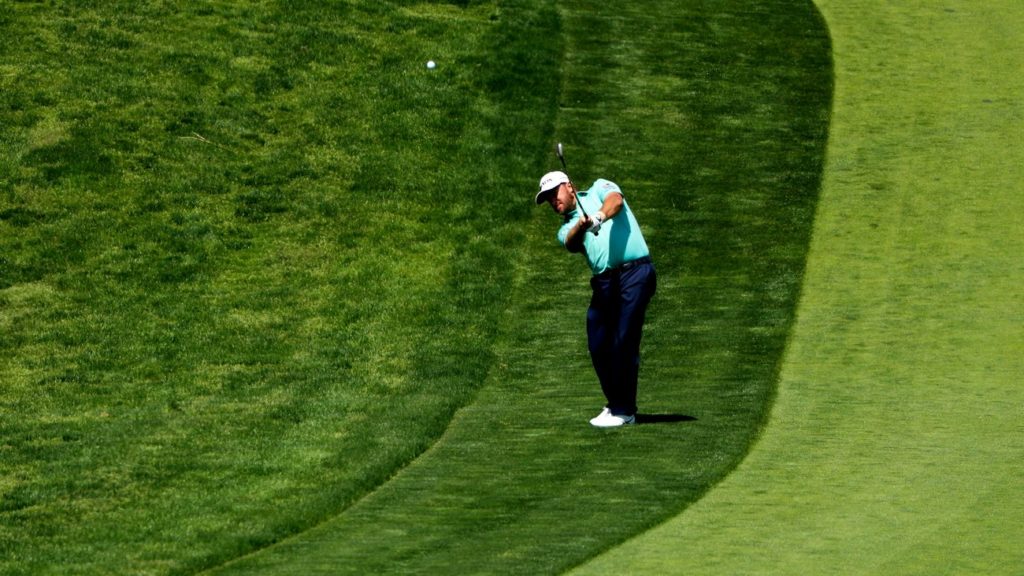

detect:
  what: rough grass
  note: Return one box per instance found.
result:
[2,1,557,573]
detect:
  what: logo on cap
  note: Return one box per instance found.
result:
[536,171,569,204]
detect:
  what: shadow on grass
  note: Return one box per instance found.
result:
[635,414,697,425]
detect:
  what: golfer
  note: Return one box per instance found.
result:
[535,170,657,427]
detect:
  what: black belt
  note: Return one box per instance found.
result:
[596,256,652,278]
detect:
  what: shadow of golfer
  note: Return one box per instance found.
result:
[634,413,697,425]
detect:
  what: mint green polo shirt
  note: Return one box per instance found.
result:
[557,179,650,275]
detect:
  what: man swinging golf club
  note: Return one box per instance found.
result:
[535,145,657,427]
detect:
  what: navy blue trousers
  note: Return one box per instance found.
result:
[587,260,656,416]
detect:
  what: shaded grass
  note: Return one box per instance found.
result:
[575,1,1024,574]
[211,0,832,573]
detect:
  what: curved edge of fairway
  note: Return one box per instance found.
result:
[571,1,1024,574]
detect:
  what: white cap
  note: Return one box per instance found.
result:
[536,171,570,204]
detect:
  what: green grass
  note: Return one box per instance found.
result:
[2,0,831,574]
[574,1,1024,574]
[2,1,558,573]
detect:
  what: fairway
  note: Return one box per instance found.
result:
[575,1,1024,574]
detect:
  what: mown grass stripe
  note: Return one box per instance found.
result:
[573,1,1024,573]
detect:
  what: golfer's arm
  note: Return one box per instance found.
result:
[564,218,588,253]
[598,192,623,219]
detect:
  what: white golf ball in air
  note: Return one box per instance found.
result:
[426,60,436,69]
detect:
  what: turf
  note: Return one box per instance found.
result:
[574,1,1024,574]
[2,1,557,573]
[1,0,832,574]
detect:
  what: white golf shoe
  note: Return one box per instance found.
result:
[589,407,636,428]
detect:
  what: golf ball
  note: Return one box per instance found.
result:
[426,60,436,69]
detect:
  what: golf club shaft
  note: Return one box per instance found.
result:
[555,143,590,220]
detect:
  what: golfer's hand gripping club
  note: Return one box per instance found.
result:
[588,210,606,234]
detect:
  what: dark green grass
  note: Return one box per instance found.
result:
[211,0,832,574]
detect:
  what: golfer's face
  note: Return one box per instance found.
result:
[546,183,574,215]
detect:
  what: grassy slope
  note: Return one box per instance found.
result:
[575,1,1024,574]
[1,1,557,573]
[212,0,831,574]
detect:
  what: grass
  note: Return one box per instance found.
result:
[2,1,557,573]
[1,0,831,574]
[574,1,1024,574]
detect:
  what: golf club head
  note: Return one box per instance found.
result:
[556,142,567,171]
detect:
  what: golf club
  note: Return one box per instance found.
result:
[555,143,596,234]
